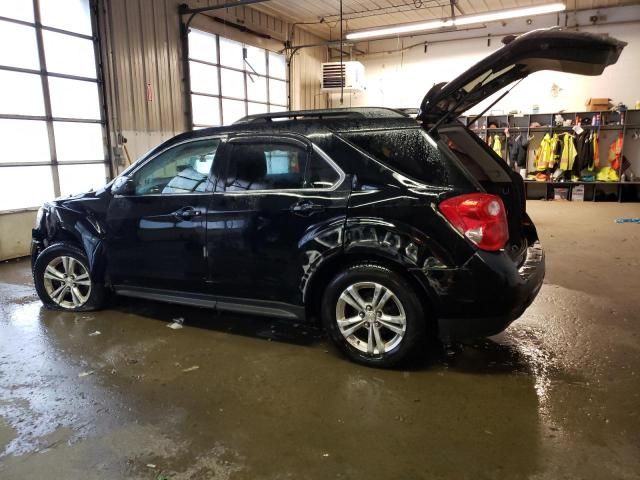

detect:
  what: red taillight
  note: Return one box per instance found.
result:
[438,193,509,251]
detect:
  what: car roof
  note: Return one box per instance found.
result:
[184,107,416,138]
[235,107,409,124]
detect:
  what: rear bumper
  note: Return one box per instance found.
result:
[435,241,545,342]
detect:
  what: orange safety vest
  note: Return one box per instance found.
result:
[608,133,623,171]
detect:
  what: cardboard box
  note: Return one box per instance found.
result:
[554,187,569,201]
[572,184,585,201]
[585,97,610,112]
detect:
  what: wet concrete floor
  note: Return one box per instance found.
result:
[0,201,639,479]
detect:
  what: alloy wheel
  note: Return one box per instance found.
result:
[43,256,92,309]
[335,281,407,355]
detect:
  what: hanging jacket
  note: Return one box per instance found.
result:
[535,133,553,171]
[549,133,561,169]
[492,135,502,157]
[592,131,600,169]
[509,134,531,169]
[608,133,623,171]
[527,144,537,172]
[559,133,577,171]
[574,130,593,175]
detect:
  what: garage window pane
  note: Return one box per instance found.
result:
[0,2,34,22]
[192,94,220,126]
[58,163,107,197]
[188,29,217,64]
[0,70,44,116]
[269,79,287,106]
[0,119,50,164]
[245,46,266,75]
[54,122,104,162]
[39,0,92,35]
[220,68,244,99]
[49,77,100,120]
[247,75,267,103]
[248,102,268,116]
[0,166,55,210]
[222,98,245,125]
[189,61,218,95]
[270,105,286,113]
[43,30,97,78]
[0,21,39,69]
[269,52,286,80]
[219,37,243,69]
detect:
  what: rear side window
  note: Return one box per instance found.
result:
[225,141,306,191]
[343,128,459,186]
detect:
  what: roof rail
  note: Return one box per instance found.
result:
[234,110,365,124]
[234,107,410,124]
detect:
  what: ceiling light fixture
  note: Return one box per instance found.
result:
[345,2,566,40]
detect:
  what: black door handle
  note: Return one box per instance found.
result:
[175,206,202,220]
[290,200,325,216]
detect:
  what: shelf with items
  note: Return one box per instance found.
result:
[458,109,640,202]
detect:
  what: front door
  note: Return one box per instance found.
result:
[106,137,222,292]
[205,134,349,305]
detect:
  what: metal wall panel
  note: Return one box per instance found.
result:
[291,28,328,111]
[100,0,328,168]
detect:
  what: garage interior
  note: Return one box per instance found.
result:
[1,0,640,478]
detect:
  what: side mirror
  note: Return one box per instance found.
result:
[111,175,136,196]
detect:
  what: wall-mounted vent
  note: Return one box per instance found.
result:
[321,61,365,92]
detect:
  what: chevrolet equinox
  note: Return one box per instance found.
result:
[32,29,625,366]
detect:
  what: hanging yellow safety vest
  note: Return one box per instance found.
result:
[535,133,552,171]
[492,135,502,157]
[549,133,560,169]
[559,133,576,171]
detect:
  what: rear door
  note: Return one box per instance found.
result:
[205,134,349,305]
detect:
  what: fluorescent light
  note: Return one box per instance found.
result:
[454,3,566,26]
[345,2,566,40]
[346,19,453,40]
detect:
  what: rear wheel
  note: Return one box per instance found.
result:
[33,242,105,311]
[321,263,427,367]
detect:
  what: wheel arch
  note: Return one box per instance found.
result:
[304,251,437,328]
[41,206,107,284]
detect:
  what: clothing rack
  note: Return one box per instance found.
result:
[459,109,640,202]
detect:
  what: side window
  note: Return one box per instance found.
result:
[225,141,306,191]
[343,128,456,186]
[306,149,340,189]
[132,139,220,195]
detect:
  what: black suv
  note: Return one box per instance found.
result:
[32,29,624,366]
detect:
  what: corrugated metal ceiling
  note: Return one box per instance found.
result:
[252,0,638,38]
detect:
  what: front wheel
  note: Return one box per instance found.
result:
[33,242,105,311]
[321,263,427,368]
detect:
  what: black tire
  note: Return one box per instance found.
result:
[321,263,427,368]
[33,242,106,311]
